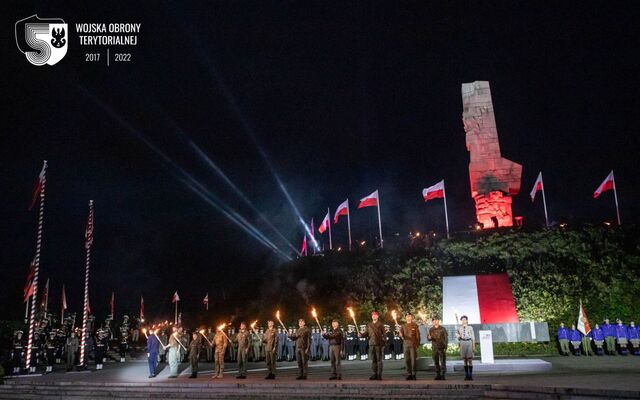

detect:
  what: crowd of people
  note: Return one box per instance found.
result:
[557,318,640,356]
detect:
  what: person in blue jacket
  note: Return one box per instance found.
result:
[615,319,629,355]
[588,324,605,355]
[569,324,583,356]
[557,323,570,356]
[601,318,616,355]
[146,329,161,378]
[628,321,639,355]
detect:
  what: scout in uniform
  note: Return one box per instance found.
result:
[400,312,421,380]
[588,323,605,355]
[615,319,629,355]
[581,327,593,356]
[322,320,344,380]
[569,324,583,355]
[235,323,251,379]
[627,321,640,355]
[602,319,616,355]
[358,311,386,380]
[262,320,279,379]
[456,315,475,380]
[288,319,311,379]
[188,332,202,378]
[428,317,448,380]
[557,322,570,355]
[213,327,228,379]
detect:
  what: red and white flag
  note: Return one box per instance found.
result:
[85,202,94,249]
[140,295,145,321]
[172,291,180,303]
[23,258,36,303]
[530,172,544,201]
[309,218,315,241]
[318,212,330,234]
[577,299,591,335]
[301,235,308,256]
[203,293,209,310]
[333,200,349,224]
[358,190,379,209]
[28,163,46,211]
[593,170,615,199]
[61,285,67,311]
[422,180,445,202]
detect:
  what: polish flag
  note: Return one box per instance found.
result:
[358,190,379,209]
[577,299,591,335]
[28,163,46,211]
[334,200,349,224]
[172,291,180,303]
[422,180,445,202]
[318,212,330,234]
[23,258,36,303]
[530,172,544,201]
[301,235,308,256]
[442,273,519,324]
[593,170,615,199]
[203,293,209,310]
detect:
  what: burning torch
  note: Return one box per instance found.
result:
[276,310,287,331]
[199,329,213,346]
[311,307,322,331]
[347,307,358,328]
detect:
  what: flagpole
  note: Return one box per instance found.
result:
[61,285,65,325]
[79,200,94,368]
[43,278,49,319]
[26,160,47,372]
[347,200,352,251]
[612,171,621,225]
[540,173,550,228]
[24,300,29,324]
[376,191,383,249]
[175,298,178,325]
[442,181,450,239]
[327,208,333,250]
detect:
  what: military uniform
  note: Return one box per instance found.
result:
[311,328,321,360]
[359,320,385,380]
[65,332,80,371]
[384,325,394,360]
[11,331,24,374]
[277,328,287,361]
[428,324,448,380]
[235,328,251,378]
[400,321,421,379]
[393,327,403,360]
[213,330,227,378]
[320,329,330,361]
[286,328,296,361]
[262,326,279,379]
[322,327,344,379]
[346,326,357,360]
[358,325,368,361]
[251,330,262,361]
[94,329,107,370]
[289,325,311,379]
[188,336,202,378]
[205,329,214,362]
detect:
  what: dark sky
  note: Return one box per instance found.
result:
[2,1,638,322]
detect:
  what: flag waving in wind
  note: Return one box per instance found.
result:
[301,235,308,256]
[358,190,379,209]
[530,172,544,201]
[23,258,36,303]
[203,293,209,310]
[318,212,330,234]
[334,200,349,224]
[594,171,615,198]
[422,180,445,202]
[577,299,591,335]
[28,163,46,211]
[172,291,180,303]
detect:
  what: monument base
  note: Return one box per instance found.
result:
[416,358,552,373]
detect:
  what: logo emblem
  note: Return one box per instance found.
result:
[15,15,68,66]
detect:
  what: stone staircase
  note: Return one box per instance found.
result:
[1,381,639,400]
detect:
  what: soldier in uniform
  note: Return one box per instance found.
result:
[227,327,237,362]
[615,319,629,355]
[322,320,344,380]
[11,330,24,374]
[320,327,330,361]
[44,331,57,374]
[346,325,356,360]
[400,312,421,380]
[65,329,80,372]
[358,311,386,380]
[557,322,570,355]
[251,326,262,362]
[188,332,202,378]
[276,327,286,361]
[289,319,311,379]
[286,328,296,361]
[393,325,403,360]
[159,329,168,362]
[262,320,279,379]
[628,321,640,355]
[602,318,616,355]
[358,325,368,361]
[384,325,393,360]
[428,316,448,380]
[119,324,129,362]
[204,327,214,362]
[311,327,321,361]
[588,323,605,355]
[94,328,107,370]
[167,326,181,378]
[456,315,475,380]
[55,329,66,364]
[235,322,251,379]
[213,327,228,379]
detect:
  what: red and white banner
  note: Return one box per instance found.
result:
[422,180,445,202]
[23,258,36,303]
[358,190,379,209]
[593,170,615,198]
[530,172,544,201]
[442,273,519,324]
[203,293,209,310]
[301,235,307,256]
[318,212,330,234]
[28,164,46,211]
[577,300,591,335]
[172,291,180,303]
[333,200,349,224]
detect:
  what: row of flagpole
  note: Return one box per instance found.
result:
[304,170,622,254]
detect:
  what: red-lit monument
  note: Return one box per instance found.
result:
[462,81,522,229]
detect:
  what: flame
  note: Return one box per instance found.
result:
[418,311,426,321]
[348,307,355,318]
[217,323,226,331]
[311,307,318,318]
[250,320,257,329]
[142,328,147,334]
[154,329,159,335]
[276,310,280,320]
[391,310,398,321]
[199,329,205,335]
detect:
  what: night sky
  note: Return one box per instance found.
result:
[2,1,638,322]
